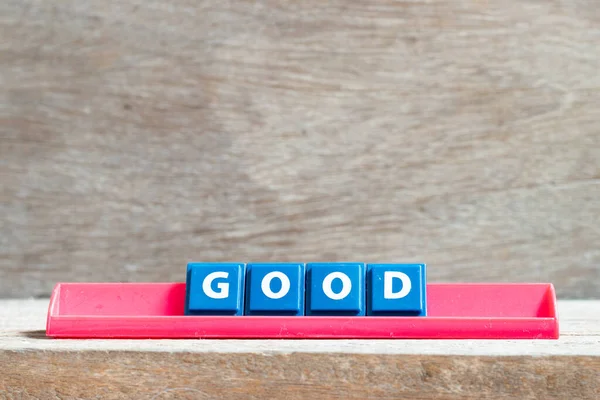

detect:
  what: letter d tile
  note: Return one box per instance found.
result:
[367,264,427,316]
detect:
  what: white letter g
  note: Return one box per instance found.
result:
[202,271,230,299]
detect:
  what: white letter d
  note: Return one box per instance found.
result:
[384,271,411,299]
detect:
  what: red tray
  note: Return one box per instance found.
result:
[45,282,558,339]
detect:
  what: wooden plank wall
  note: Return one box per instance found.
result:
[1,0,599,299]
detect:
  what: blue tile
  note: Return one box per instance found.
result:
[367,263,427,316]
[306,263,365,316]
[244,263,306,316]
[185,262,246,315]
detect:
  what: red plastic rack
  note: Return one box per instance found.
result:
[45,282,559,339]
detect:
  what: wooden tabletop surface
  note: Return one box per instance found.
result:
[1,299,599,399]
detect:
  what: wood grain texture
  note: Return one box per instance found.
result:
[1,0,599,299]
[1,352,599,400]
[0,300,599,399]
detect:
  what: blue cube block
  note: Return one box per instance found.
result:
[306,263,365,316]
[367,263,427,316]
[244,263,306,316]
[185,262,246,315]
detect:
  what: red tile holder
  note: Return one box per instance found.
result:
[45,282,559,339]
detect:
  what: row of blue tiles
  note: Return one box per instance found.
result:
[185,263,427,316]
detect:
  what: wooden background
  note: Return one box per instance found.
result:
[1,0,599,299]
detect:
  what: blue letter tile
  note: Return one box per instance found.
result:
[244,263,305,316]
[185,262,246,315]
[306,263,365,316]
[367,263,427,316]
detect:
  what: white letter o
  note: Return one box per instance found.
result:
[261,271,291,299]
[322,272,352,300]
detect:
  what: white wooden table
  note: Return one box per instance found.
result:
[1,299,598,399]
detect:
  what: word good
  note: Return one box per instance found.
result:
[185,262,427,316]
